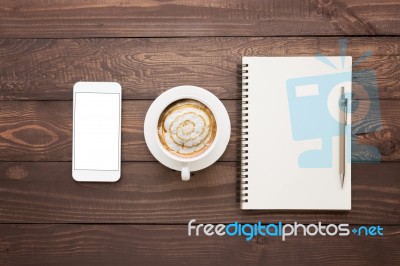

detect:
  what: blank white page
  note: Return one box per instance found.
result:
[74,93,120,171]
[242,56,352,210]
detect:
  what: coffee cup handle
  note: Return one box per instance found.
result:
[181,164,190,181]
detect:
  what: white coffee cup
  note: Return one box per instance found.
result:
[144,86,231,181]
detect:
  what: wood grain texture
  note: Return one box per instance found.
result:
[353,99,400,162]
[0,224,399,266]
[1,0,400,38]
[1,100,400,162]
[0,100,235,162]
[0,162,398,224]
[0,37,399,100]
[1,1,399,264]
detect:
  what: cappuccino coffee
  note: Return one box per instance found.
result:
[157,99,217,158]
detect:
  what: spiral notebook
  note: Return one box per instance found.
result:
[240,56,352,210]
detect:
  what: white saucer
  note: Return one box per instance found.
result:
[144,85,231,172]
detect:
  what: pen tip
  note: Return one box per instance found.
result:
[340,173,344,188]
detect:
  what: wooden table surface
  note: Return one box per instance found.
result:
[0,1,400,265]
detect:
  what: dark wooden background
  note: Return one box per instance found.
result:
[0,1,399,265]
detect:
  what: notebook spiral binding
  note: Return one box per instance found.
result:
[240,63,249,204]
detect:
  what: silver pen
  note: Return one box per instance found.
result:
[339,87,348,188]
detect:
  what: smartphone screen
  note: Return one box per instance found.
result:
[73,92,120,171]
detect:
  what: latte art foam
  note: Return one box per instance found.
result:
[158,99,217,158]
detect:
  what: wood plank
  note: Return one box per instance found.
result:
[0,162,398,224]
[0,100,237,162]
[0,224,399,266]
[0,0,399,38]
[353,99,400,162]
[0,37,399,100]
[1,100,400,162]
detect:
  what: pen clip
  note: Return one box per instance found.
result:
[340,87,348,126]
[344,98,348,125]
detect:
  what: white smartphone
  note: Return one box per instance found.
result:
[72,82,122,182]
